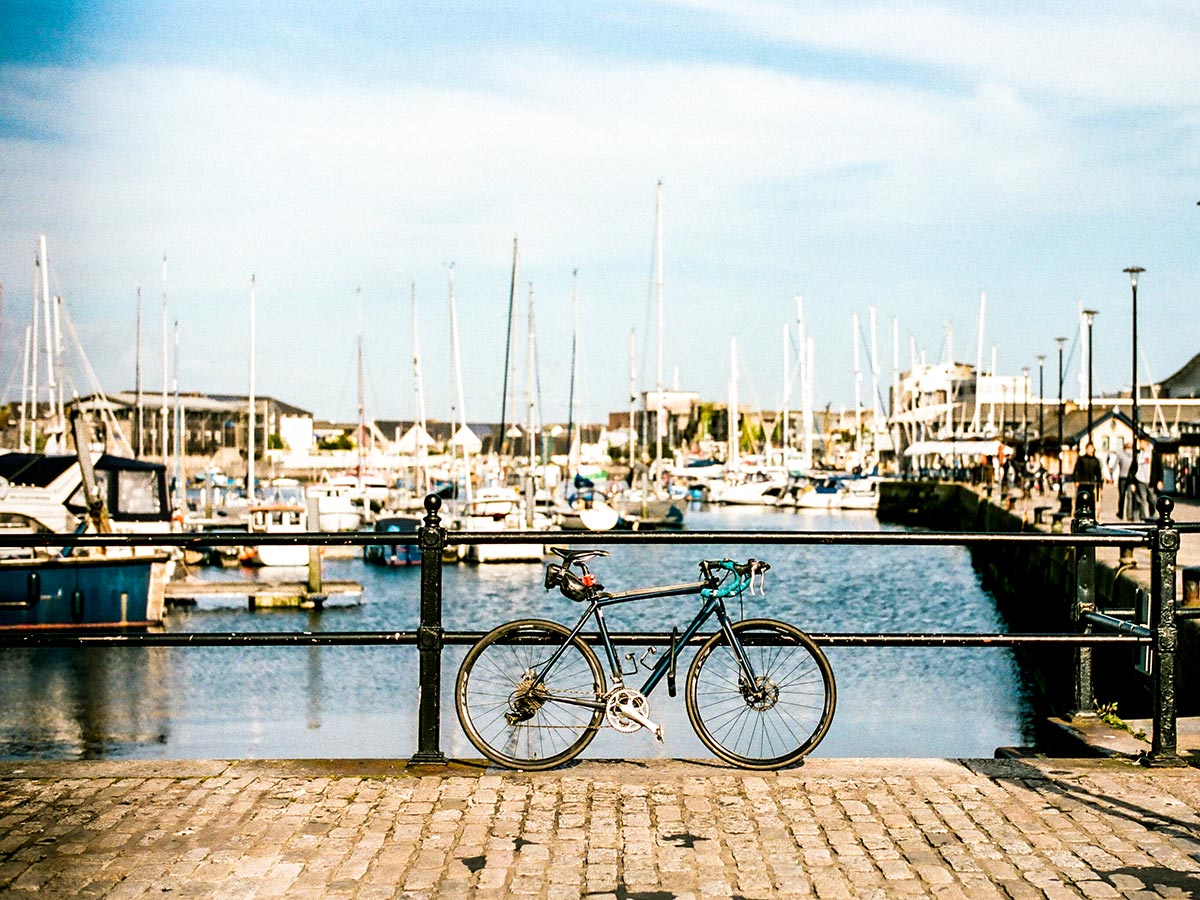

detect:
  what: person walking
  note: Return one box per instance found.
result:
[1072,443,1104,508]
[1115,439,1132,519]
[1127,436,1160,521]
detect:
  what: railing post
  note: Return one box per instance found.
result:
[1146,495,1184,766]
[1071,488,1096,716]
[411,493,447,765]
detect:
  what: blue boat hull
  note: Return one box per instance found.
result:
[0,555,165,629]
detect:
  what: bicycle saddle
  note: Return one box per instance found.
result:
[550,547,610,566]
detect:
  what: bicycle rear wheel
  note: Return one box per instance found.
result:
[456,619,606,770]
[686,618,835,769]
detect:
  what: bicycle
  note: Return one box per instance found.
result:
[455,547,836,770]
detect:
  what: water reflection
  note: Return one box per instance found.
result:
[0,504,1035,759]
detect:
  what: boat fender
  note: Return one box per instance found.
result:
[0,476,8,500]
[70,589,85,624]
[26,572,40,608]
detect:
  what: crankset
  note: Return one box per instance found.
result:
[605,687,664,742]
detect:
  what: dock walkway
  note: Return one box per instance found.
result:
[3,757,1200,899]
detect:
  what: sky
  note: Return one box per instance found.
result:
[1,0,1197,430]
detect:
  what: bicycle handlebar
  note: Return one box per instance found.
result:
[700,558,770,582]
[699,558,770,598]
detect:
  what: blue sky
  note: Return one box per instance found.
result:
[1,1,1197,428]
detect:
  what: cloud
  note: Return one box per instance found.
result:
[659,0,1200,108]
[0,24,1195,418]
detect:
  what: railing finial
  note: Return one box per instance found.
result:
[423,492,442,528]
[1155,494,1174,527]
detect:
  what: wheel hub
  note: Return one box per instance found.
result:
[505,671,546,725]
[740,676,780,711]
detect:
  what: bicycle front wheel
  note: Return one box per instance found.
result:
[686,618,835,769]
[456,619,606,770]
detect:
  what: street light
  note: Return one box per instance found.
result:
[1123,266,1144,442]
[1056,336,1068,479]
[1083,309,1098,444]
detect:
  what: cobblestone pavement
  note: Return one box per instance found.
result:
[4,757,1200,899]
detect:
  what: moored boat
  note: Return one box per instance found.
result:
[363,514,422,566]
[0,551,169,629]
[453,486,553,563]
[0,447,176,628]
[306,481,364,532]
[793,474,881,510]
[239,504,310,567]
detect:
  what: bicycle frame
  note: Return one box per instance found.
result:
[531,578,759,708]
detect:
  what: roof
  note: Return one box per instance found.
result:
[96,392,314,417]
[1159,352,1200,399]
[0,453,77,487]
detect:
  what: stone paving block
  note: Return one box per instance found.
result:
[7,758,1200,898]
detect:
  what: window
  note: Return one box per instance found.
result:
[117,470,162,515]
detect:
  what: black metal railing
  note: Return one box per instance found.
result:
[0,487,1189,766]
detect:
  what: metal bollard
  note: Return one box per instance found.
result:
[1146,496,1184,767]
[1071,488,1096,716]
[411,493,447,765]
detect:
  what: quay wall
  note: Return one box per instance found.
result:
[877,481,1198,720]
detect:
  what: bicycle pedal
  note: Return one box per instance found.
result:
[615,698,663,741]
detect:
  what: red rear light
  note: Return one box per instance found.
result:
[581,574,597,587]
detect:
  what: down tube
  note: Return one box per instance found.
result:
[639,596,722,696]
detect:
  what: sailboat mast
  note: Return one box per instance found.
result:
[869,306,881,435]
[972,291,986,432]
[30,252,40,451]
[356,286,365,497]
[161,255,168,461]
[498,236,518,459]
[53,294,65,433]
[781,324,790,465]
[627,329,636,471]
[526,282,536,472]
[795,295,812,471]
[411,282,429,496]
[448,264,472,504]
[247,274,256,504]
[39,236,55,432]
[567,269,579,472]
[728,337,739,468]
[19,324,31,452]
[173,320,182,509]
[654,179,665,466]
[135,284,143,458]
[852,312,862,464]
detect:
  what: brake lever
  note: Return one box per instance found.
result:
[749,561,768,595]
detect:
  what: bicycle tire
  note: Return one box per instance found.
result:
[456,618,606,770]
[686,618,835,769]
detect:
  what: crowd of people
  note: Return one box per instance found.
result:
[962,435,1162,522]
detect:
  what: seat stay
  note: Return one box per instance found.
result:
[531,599,605,692]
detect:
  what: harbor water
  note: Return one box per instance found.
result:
[0,505,1036,761]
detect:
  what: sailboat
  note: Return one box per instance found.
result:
[553,276,618,532]
[607,180,685,529]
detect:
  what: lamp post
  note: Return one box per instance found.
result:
[1083,309,1098,444]
[1123,267,1144,443]
[1056,336,1067,478]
